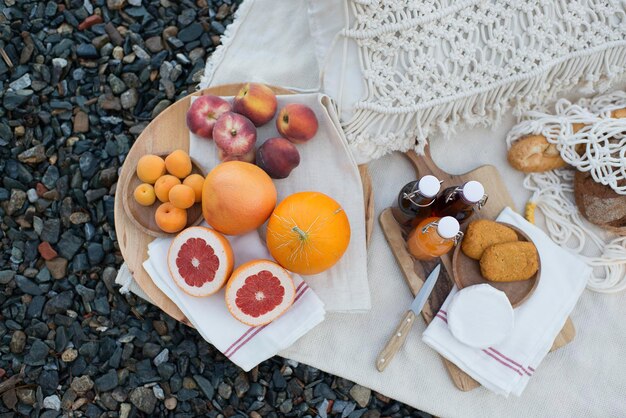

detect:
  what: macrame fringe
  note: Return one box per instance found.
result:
[199,0,255,90]
[343,43,626,160]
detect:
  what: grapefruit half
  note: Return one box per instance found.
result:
[167,226,234,297]
[225,260,295,326]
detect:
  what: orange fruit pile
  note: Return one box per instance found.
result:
[133,149,205,234]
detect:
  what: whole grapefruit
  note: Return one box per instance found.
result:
[202,161,277,235]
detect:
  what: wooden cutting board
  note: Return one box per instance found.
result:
[379,148,576,391]
[114,83,374,325]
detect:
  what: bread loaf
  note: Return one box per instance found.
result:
[507,135,567,173]
[480,241,539,282]
[574,171,626,235]
[461,220,518,260]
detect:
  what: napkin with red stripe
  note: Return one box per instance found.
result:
[143,226,325,371]
[422,207,590,397]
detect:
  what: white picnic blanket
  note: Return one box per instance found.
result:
[118,0,626,416]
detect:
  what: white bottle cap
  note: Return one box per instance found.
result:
[418,175,440,198]
[437,216,460,239]
[462,181,485,203]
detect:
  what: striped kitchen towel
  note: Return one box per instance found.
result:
[422,208,590,397]
[143,225,325,371]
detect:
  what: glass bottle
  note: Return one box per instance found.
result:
[431,180,487,223]
[407,216,462,261]
[392,175,441,226]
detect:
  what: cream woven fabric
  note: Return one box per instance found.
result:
[333,0,626,160]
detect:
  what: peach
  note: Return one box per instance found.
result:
[183,174,204,203]
[256,137,300,179]
[186,95,232,139]
[232,83,277,126]
[154,174,181,202]
[169,184,195,209]
[155,202,187,233]
[213,112,257,156]
[276,103,318,143]
[165,149,192,178]
[218,147,256,164]
[133,183,156,206]
[136,154,166,184]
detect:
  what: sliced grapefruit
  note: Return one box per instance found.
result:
[167,227,234,297]
[225,260,295,326]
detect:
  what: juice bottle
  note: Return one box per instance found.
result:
[407,216,462,260]
[431,180,487,223]
[392,175,441,226]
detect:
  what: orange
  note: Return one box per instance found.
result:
[137,154,166,184]
[155,202,187,233]
[202,161,277,235]
[154,175,181,202]
[133,183,156,206]
[266,191,351,275]
[169,184,195,209]
[183,174,204,203]
[165,149,192,178]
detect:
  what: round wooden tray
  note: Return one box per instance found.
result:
[121,155,206,238]
[451,222,541,308]
[114,83,374,324]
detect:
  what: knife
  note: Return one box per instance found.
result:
[376,264,441,372]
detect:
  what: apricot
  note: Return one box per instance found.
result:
[169,184,195,209]
[155,202,187,233]
[183,174,204,203]
[133,183,156,206]
[165,149,192,178]
[137,154,166,184]
[154,174,181,202]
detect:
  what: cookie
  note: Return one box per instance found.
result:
[461,220,518,260]
[480,241,539,282]
[507,134,567,173]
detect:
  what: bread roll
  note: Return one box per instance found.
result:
[507,135,567,173]
[574,171,626,235]
[480,241,539,282]
[461,220,518,260]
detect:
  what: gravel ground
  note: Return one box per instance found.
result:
[0,0,432,416]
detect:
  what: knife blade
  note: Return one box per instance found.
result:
[376,264,441,372]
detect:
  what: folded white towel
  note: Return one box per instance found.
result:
[422,207,590,396]
[143,226,325,371]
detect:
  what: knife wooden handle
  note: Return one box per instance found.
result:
[376,310,416,372]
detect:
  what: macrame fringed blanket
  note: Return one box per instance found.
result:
[506,91,626,293]
[338,0,626,159]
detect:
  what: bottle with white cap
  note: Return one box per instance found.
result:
[432,180,488,223]
[407,216,463,261]
[392,175,441,226]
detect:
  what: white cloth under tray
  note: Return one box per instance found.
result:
[117,0,626,416]
[143,228,325,371]
[188,93,370,313]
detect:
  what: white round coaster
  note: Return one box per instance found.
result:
[447,284,514,348]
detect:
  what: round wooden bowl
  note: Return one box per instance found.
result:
[121,155,207,238]
[451,222,541,308]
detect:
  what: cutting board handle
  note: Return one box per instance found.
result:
[405,145,449,180]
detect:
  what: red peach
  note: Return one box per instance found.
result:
[186,95,232,139]
[213,112,257,156]
[276,103,319,143]
[232,83,277,126]
[256,138,300,179]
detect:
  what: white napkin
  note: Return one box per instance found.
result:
[143,225,325,371]
[422,207,591,397]
[189,93,370,312]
